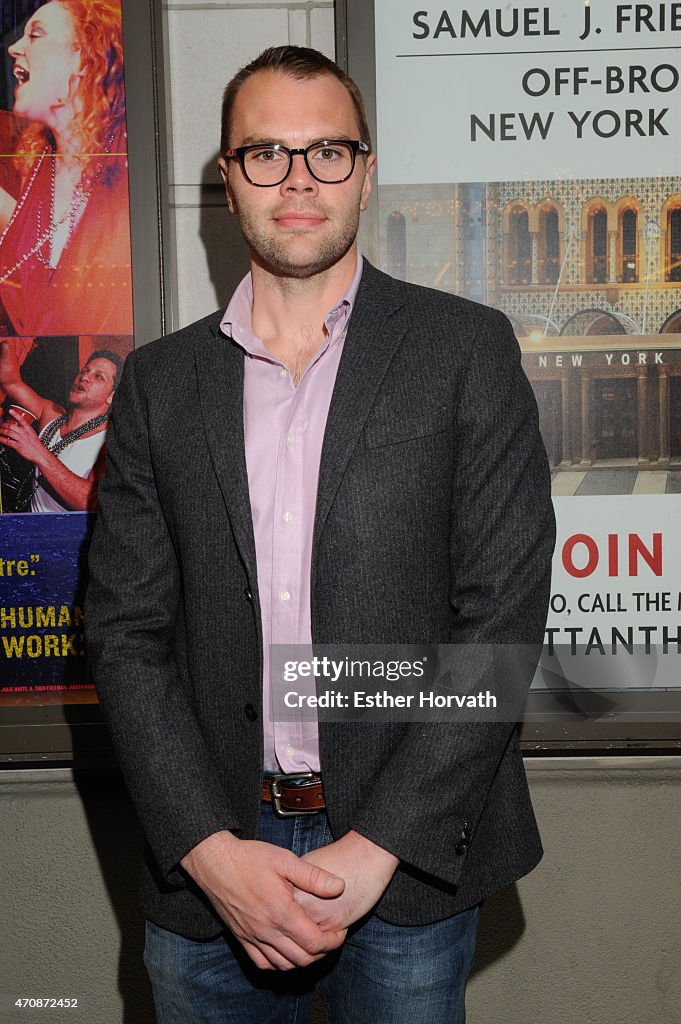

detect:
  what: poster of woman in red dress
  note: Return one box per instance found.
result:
[0,1,135,705]
[0,0,133,336]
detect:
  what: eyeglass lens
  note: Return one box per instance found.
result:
[244,142,355,185]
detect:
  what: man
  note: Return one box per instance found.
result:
[86,46,555,1023]
[0,339,121,511]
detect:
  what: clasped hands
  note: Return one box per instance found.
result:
[180,829,398,972]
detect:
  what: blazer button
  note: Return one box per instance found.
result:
[244,704,257,721]
[455,841,468,856]
[463,821,473,836]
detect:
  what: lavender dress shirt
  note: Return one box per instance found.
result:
[220,257,363,772]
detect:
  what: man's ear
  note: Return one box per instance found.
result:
[360,154,377,212]
[217,157,235,213]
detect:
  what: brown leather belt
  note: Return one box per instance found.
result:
[262,772,325,817]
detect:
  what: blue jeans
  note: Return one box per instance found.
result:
[144,802,480,1024]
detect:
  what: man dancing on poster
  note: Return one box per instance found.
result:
[0,338,121,512]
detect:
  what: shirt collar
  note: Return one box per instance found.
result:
[220,254,364,359]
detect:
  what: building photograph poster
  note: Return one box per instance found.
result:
[374,0,681,703]
[0,0,133,705]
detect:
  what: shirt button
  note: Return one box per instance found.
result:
[283,512,293,523]
[284,744,294,757]
[286,434,293,446]
[279,368,287,377]
[280,591,291,602]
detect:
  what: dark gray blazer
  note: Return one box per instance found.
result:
[86,260,555,939]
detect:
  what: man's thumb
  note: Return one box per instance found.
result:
[291,859,345,897]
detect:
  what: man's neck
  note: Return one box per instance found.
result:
[250,246,358,364]
[64,406,108,432]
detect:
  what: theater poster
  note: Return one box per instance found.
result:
[0,0,133,707]
[373,0,681,719]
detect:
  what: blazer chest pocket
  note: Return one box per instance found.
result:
[363,402,449,450]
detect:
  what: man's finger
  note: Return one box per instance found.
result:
[256,938,312,971]
[278,904,349,956]
[240,940,274,971]
[286,857,345,899]
[241,933,322,972]
[273,927,348,965]
[293,889,343,931]
[255,928,346,970]
[6,409,29,426]
[266,897,338,955]
[321,926,348,949]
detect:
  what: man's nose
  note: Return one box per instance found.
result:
[281,153,318,192]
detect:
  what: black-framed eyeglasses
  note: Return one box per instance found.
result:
[223,140,369,187]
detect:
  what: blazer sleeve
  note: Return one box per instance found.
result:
[85,353,239,883]
[348,308,556,886]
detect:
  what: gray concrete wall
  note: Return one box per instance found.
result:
[163,0,335,330]
[471,757,681,1023]
[2,758,680,1024]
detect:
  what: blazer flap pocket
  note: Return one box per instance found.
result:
[364,403,448,449]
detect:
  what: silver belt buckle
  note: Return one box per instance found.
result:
[269,771,319,817]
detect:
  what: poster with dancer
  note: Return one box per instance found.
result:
[0,1,134,705]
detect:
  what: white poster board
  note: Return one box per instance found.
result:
[371,1,681,712]
[375,1,681,183]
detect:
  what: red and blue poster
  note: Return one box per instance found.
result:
[0,1,133,705]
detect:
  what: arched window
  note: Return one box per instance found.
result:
[619,208,638,283]
[588,207,608,283]
[538,207,559,285]
[387,211,406,280]
[507,208,531,285]
[667,208,681,282]
[660,309,681,334]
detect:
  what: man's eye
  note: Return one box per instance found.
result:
[316,147,343,161]
[252,148,284,163]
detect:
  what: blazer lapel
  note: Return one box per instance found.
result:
[193,263,407,585]
[313,262,407,552]
[194,323,258,587]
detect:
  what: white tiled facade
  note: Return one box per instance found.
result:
[163,2,335,327]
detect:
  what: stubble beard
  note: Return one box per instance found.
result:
[234,202,361,280]
[67,395,109,416]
